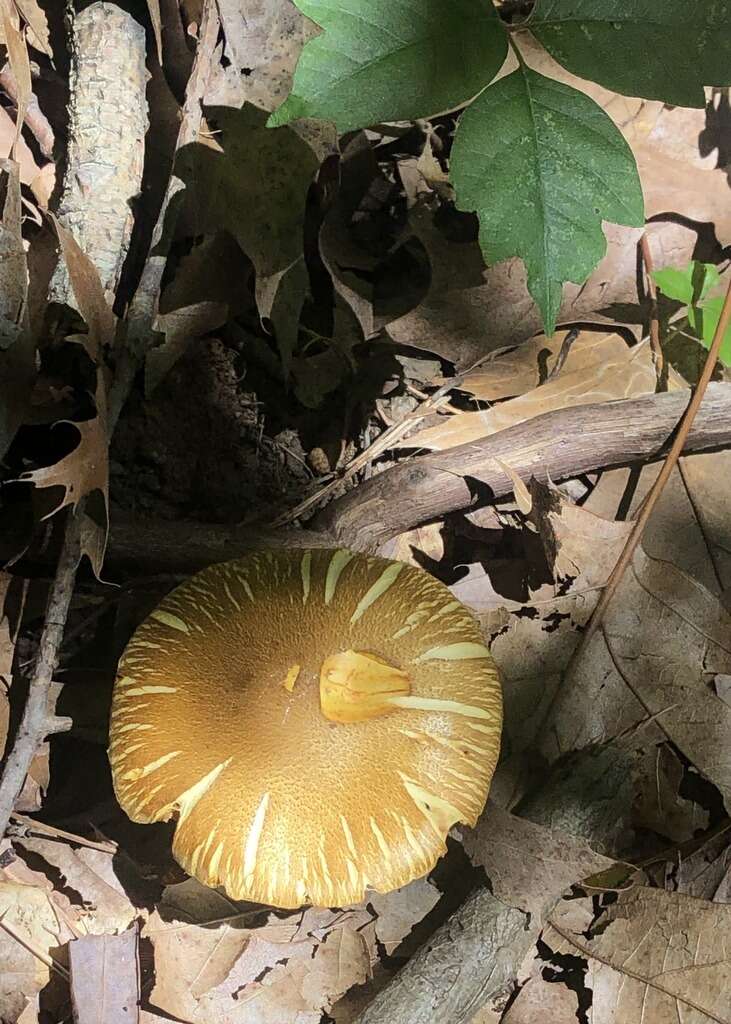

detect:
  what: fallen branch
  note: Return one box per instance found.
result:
[316,382,731,550]
[0,512,80,835]
[355,888,534,1024]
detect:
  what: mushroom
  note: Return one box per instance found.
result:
[109,548,502,908]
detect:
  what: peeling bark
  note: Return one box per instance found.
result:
[49,2,147,307]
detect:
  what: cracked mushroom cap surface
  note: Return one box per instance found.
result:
[109,548,502,908]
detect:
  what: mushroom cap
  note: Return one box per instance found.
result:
[109,548,502,908]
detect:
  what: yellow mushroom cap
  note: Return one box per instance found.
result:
[109,548,502,908]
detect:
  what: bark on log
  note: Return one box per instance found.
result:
[49,3,147,306]
[356,888,533,1024]
[317,382,731,550]
[102,383,731,574]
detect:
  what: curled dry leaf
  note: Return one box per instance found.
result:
[403,336,656,452]
[5,0,51,57]
[547,887,731,1024]
[0,0,32,155]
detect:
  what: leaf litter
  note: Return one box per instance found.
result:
[0,2,730,1022]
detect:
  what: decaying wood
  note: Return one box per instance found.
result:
[355,888,533,1024]
[49,2,147,307]
[0,2,146,837]
[318,382,731,550]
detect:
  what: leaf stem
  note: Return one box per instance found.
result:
[579,273,731,650]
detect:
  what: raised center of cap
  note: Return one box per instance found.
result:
[319,649,411,724]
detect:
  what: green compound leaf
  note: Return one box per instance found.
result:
[268,0,508,132]
[451,67,644,333]
[530,0,731,109]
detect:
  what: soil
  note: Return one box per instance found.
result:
[110,337,312,524]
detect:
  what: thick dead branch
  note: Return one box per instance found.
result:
[105,522,334,577]
[317,382,731,550]
[355,888,533,1024]
[49,3,147,306]
[0,513,81,835]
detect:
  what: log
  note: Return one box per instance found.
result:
[103,384,731,573]
[317,382,731,550]
[48,3,148,307]
[355,888,534,1024]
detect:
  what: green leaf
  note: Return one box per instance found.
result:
[450,68,644,333]
[268,0,508,132]
[689,296,731,367]
[653,261,720,305]
[530,0,731,108]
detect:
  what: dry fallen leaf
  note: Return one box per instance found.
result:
[6,0,51,57]
[456,329,635,402]
[0,159,34,461]
[177,104,319,372]
[402,337,656,451]
[19,219,113,574]
[543,546,731,807]
[547,887,731,1024]
[146,300,228,394]
[459,801,614,920]
[69,927,140,1024]
[0,879,72,1022]
[14,836,136,934]
[0,0,32,154]
[207,0,318,113]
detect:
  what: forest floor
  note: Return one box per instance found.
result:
[0,2,730,1023]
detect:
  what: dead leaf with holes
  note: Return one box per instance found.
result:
[546,887,731,1024]
[207,0,318,113]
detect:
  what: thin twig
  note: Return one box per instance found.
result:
[9,812,117,853]
[0,906,71,980]
[579,276,731,651]
[270,381,455,527]
[0,512,82,836]
[639,233,665,383]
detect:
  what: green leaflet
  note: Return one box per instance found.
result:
[268,0,508,132]
[655,262,731,366]
[451,68,644,334]
[530,0,731,108]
